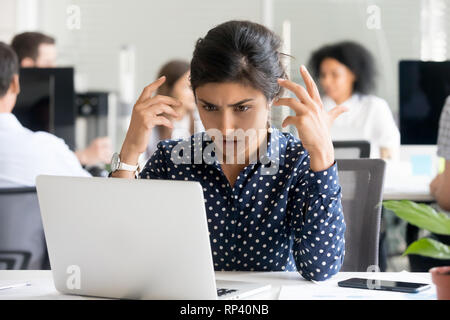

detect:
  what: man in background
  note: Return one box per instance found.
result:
[430,96,450,211]
[0,42,90,187]
[11,31,112,166]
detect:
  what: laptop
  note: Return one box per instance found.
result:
[35,175,271,300]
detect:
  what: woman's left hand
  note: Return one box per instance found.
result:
[273,65,347,172]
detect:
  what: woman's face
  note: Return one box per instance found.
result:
[171,71,196,119]
[195,82,270,164]
[319,58,356,103]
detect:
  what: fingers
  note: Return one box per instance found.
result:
[300,65,322,106]
[281,116,297,128]
[137,76,166,102]
[137,94,182,111]
[92,137,112,148]
[277,78,314,107]
[328,105,348,122]
[150,104,179,118]
[273,97,308,115]
[152,115,173,129]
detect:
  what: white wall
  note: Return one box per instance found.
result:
[38,0,263,101]
[0,0,16,43]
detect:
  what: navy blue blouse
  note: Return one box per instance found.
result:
[139,128,346,281]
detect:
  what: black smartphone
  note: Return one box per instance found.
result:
[337,278,431,293]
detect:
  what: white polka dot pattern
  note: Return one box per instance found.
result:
[139,129,346,281]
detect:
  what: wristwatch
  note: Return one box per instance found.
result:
[110,152,139,173]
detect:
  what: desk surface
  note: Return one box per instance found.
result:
[382,188,433,201]
[0,270,436,300]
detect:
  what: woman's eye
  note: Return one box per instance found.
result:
[203,104,217,111]
[235,105,250,112]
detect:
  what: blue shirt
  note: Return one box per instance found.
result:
[139,128,346,281]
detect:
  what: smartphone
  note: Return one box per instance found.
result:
[337,278,431,293]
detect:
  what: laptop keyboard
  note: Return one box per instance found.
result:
[217,288,238,296]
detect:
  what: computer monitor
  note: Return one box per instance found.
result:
[399,60,450,145]
[13,68,76,150]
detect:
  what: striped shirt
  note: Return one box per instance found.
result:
[437,96,450,160]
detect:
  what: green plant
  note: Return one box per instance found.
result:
[383,200,450,259]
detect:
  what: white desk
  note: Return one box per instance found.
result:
[0,270,436,300]
[383,186,433,202]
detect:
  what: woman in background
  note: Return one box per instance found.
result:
[145,60,204,159]
[308,41,400,159]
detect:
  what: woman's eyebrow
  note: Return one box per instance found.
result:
[198,98,254,107]
[228,98,254,107]
[198,99,218,107]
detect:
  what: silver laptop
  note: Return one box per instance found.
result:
[36,175,270,300]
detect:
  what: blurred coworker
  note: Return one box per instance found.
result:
[0,42,90,187]
[145,60,204,159]
[308,41,400,159]
[11,31,112,166]
[430,96,450,211]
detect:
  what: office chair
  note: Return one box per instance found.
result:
[337,159,386,272]
[333,140,371,159]
[0,187,49,270]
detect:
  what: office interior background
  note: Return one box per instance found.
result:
[1,0,450,277]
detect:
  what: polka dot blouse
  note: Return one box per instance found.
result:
[139,128,346,281]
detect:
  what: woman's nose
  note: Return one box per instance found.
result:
[218,110,235,136]
[321,75,331,88]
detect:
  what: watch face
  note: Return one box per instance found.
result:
[111,153,120,171]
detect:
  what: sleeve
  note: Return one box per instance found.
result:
[437,96,450,160]
[371,98,400,150]
[139,141,169,180]
[288,160,346,281]
[35,132,91,178]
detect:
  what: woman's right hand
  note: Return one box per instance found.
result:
[119,76,181,165]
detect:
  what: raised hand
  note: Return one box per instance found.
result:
[120,76,182,165]
[273,65,347,171]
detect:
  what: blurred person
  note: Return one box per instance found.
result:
[11,31,112,165]
[145,60,204,159]
[308,41,400,159]
[0,42,90,187]
[430,96,450,211]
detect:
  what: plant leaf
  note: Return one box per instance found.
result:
[403,238,450,260]
[383,200,450,235]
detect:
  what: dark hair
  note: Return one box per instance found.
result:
[308,41,376,94]
[190,20,287,101]
[0,42,19,97]
[156,60,190,96]
[11,32,55,63]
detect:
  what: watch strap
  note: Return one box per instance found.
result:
[118,161,138,172]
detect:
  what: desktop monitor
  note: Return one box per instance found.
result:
[13,68,76,150]
[399,60,450,145]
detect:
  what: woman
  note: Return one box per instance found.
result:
[111,21,347,281]
[308,41,400,159]
[145,60,204,160]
